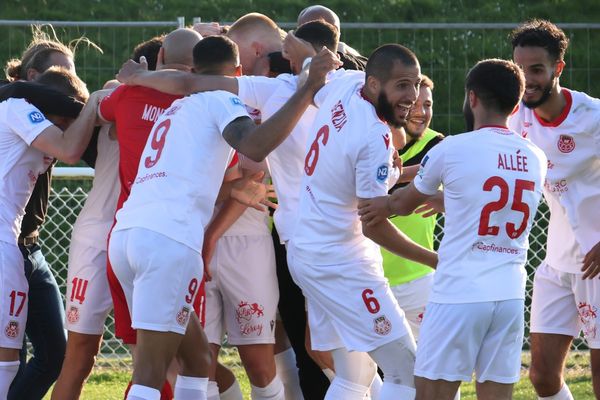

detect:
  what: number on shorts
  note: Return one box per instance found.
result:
[185,278,199,304]
[361,289,381,314]
[304,125,330,176]
[478,176,536,239]
[70,278,89,305]
[144,118,171,168]
[8,291,26,317]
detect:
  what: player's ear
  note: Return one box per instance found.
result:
[235,64,243,77]
[366,75,380,93]
[468,90,478,109]
[554,59,565,78]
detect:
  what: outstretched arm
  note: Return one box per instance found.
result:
[358,182,433,226]
[222,47,341,161]
[117,56,238,96]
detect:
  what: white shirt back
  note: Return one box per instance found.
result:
[113,91,249,252]
[414,127,547,303]
[0,98,53,244]
[289,73,396,265]
[71,125,120,250]
[508,89,600,273]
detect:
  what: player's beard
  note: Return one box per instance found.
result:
[376,91,407,129]
[523,76,554,109]
[463,99,475,132]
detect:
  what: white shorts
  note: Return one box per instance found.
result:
[531,261,600,348]
[204,235,278,346]
[391,273,434,340]
[108,228,203,335]
[0,241,28,349]
[65,240,113,334]
[415,300,524,384]
[288,250,410,353]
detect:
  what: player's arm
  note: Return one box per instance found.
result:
[116,58,238,96]
[360,211,438,269]
[30,90,108,164]
[358,182,433,226]
[222,47,341,162]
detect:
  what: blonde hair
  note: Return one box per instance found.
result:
[5,25,101,81]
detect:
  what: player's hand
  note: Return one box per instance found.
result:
[358,196,393,226]
[201,236,216,281]
[283,30,317,74]
[304,47,343,93]
[116,56,147,84]
[193,22,225,36]
[231,170,277,211]
[414,191,444,217]
[582,240,600,279]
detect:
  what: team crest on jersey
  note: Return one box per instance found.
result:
[557,134,575,153]
[373,315,391,336]
[176,306,191,326]
[67,306,80,324]
[28,111,45,124]
[578,302,598,339]
[4,321,19,339]
[376,164,389,182]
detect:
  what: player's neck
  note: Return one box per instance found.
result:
[474,115,508,131]
[533,84,567,123]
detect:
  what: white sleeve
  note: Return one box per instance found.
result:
[236,75,282,110]
[355,125,394,199]
[413,140,447,196]
[5,98,53,145]
[209,91,251,133]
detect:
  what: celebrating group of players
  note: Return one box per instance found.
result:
[0,5,599,400]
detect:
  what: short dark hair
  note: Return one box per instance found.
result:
[465,59,524,115]
[36,66,89,103]
[294,20,340,53]
[132,35,164,71]
[366,44,418,82]
[510,19,569,61]
[193,36,239,74]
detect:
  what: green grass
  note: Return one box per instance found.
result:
[43,349,594,399]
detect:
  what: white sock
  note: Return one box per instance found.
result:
[275,348,304,400]
[322,368,336,382]
[174,375,208,400]
[325,377,369,400]
[220,378,244,400]
[250,375,285,400]
[207,380,220,400]
[0,361,19,399]
[368,373,383,400]
[539,383,574,400]
[380,381,416,400]
[454,386,461,400]
[127,384,161,400]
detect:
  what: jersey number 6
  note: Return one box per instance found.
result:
[304,125,330,176]
[478,176,535,239]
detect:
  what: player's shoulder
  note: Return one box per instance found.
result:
[568,88,600,118]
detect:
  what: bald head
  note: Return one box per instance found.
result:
[297,5,340,29]
[161,28,202,67]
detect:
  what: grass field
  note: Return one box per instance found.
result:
[43,349,594,399]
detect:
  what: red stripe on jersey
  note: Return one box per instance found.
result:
[533,89,572,127]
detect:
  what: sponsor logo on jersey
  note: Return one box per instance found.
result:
[4,321,19,338]
[557,134,575,153]
[523,121,532,128]
[544,178,568,194]
[176,306,191,326]
[382,133,390,149]
[236,301,265,337]
[28,111,45,124]
[421,155,429,167]
[165,104,182,116]
[521,131,528,138]
[471,241,522,255]
[373,315,391,335]
[578,302,597,339]
[67,306,80,324]
[230,97,244,107]
[330,100,347,132]
[376,164,389,182]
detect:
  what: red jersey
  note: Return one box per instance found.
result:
[99,85,181,210]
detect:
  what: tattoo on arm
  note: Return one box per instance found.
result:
[222,116,255,151]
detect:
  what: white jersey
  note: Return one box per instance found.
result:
[289,73,396,265]
[113,91,250,251]
[414,127,547,303]
[508,89,600,273]
[0,98,53,244]
[237,69,360,242]
[71,125,120,250]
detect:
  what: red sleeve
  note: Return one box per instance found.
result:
[227,152,239,169]
[98,85,125,122]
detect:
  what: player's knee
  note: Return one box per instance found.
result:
[528,364,560,393]
[177,348,212,377]
[241,356,276,386]
[369,335,416,387]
